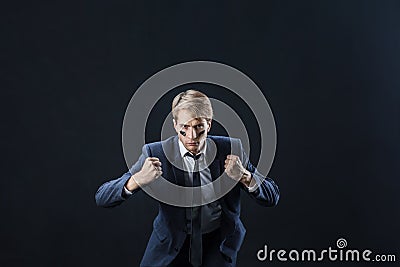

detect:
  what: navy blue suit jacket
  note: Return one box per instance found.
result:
[95,135,280,266]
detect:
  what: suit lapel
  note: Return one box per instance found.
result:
[171,157,186,186]
[169,136,186,186]
[209,158,221,181]
[205,136,221,181]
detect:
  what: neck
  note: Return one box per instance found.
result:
[189,140,206,155]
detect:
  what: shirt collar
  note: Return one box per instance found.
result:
[178,138,207,158]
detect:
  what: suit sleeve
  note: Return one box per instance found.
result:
[94,145,150,208]
[238,139,280,207]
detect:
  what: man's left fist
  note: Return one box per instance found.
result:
[224,155,246,181]
[224,155,253,187]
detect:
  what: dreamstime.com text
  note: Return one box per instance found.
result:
[257,238,396,263]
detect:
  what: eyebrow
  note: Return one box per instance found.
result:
[179,122,205,127]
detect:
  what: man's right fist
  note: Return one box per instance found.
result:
[125,157,162,191]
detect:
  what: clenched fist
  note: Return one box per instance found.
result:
[224,154,253,187]
[125,157,162,191]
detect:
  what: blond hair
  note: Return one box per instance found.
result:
[172,89,213,121]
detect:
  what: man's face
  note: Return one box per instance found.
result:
[173,109,212,154]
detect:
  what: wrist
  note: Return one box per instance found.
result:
[126,174,140,191]
[240,170,252,187]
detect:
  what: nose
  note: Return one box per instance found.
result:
[186,127,197,139]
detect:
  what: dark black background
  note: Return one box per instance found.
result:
[1,1,399,266]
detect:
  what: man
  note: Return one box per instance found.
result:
[95,90,280,267]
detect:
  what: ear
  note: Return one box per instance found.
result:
[207,119,212,132]
[173,119,179,133]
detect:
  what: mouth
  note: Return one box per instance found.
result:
[187,142,199,146]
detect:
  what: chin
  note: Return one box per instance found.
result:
[186,146,199,153]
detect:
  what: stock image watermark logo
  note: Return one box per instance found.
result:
[257,238,396,263]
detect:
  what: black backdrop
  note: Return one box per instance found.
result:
[1,1,399,266]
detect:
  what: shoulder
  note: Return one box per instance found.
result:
[208,135,241,145]
[143,136,177,156]
[207,135,243,156]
